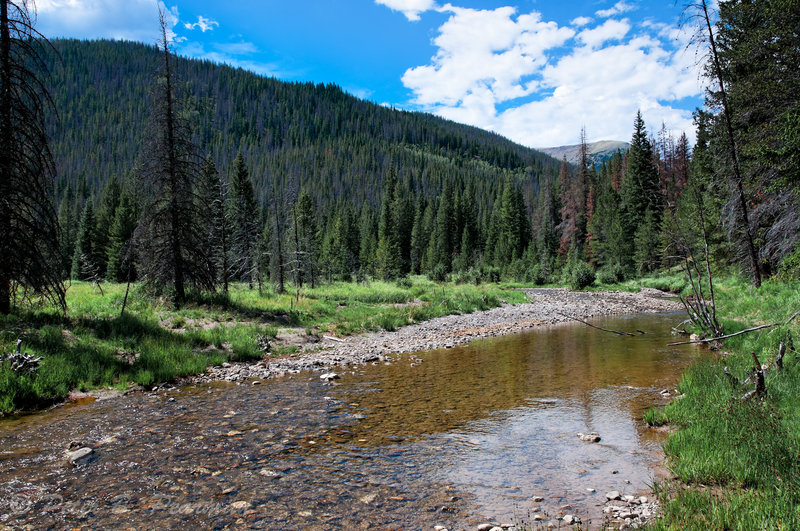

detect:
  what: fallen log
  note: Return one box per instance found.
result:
[555,312,636,336]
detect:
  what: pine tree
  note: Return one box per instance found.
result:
[106,188,138,282]
[0,0,65,313]
[94,175,121,278]
[71,200,99,281]
[135,9,215,302]
[228,152,260,286]
[196,156,230,292]
[376,167,402,279]
[620,111,659,272]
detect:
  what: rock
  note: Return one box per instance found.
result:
[532,496,544,502]
[586,488,596,493]
[606,490,621,501]
[619,511,635,519]
[359,493,378,504]
[433,526,448,531]
[623,495,636,503]
[66,447,93,465]
[532,515,545,521]
[230,500,250,510]
[320,372,340,381]
[258,469,282,479]
[639,496,648,504]
[577,432,601,443]
[562,514,578,525]
[477,525,494,531]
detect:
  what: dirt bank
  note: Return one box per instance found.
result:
[191,288,683,383]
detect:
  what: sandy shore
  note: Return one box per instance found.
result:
[191,287,683,383]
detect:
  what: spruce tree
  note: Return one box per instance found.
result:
[94,175,120,278]
[620,111,659,272]
[71,200,98,281]
[228,152,260,286]
[0,0,65,313]
[106,189,138,282]
[376,167,402,279]
[135,9,215,302]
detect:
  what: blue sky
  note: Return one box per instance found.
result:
[34,0,706,148]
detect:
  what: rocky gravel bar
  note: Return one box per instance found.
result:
[190,288,682,384]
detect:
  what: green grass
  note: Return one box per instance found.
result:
[0,277,524,415]
[643,275,800,530]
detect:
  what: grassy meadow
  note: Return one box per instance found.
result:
[0,277,526,415]
[644,276,800,529]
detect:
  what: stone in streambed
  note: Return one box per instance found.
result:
[577,432,601,443]
[320,372,340,381]
[606,490,621,501]
[66,447,93,465]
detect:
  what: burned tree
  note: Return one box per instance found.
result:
[0,0,65,314]
[135,9,214,303]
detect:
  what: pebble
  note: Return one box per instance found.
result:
[562,514,578,525]
[477,525,494,531]
[532,496,544,502]
[433,526,448,531]
[606,490,621,501]
[577,432,601,443]
[66,447,93,465]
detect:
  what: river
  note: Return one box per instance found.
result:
[0,313,698,530]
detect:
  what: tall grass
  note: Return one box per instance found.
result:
[0,277,523,414]
[644,275,800,529]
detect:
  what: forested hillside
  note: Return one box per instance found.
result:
[47,39,558,211]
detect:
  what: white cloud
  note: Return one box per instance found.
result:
[403,5,573,107]
[402,5,704,147]
[571,16,593,27]
[184,15,218,32]
[374,0,437,21]
[35,0,178,43]
[596,1,636,19]
[577,18,630,49]
[178,41,281,77]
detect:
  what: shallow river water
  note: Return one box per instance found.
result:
[0,313,698,530]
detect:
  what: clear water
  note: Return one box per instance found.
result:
[0,313,698,529]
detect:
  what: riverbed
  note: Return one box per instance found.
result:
[0,312,697,530]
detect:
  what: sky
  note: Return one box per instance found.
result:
[33,0,708,148]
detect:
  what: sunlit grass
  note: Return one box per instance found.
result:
[642,275,800,529]
[0,277,523,414]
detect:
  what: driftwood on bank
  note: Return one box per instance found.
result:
[555,312,636,336]
[667,310,800,346]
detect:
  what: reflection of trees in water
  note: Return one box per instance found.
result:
[335,316,691,444]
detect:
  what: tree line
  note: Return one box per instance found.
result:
[1,0,798,313]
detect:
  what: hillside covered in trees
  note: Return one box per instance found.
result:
[37,0,800,303]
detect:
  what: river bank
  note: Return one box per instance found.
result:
[190,288,683,384]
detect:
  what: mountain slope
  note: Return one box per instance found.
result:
[539,140,629,166]
[45,39,561,212]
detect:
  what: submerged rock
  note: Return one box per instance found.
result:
[577,432,601,443]
[66,447,93,466]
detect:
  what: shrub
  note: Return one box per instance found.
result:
[428,263,448,282]
[597,264,625,284]
[569,261,596,290]
[526,264,547,285]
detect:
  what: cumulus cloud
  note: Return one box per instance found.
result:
[596,1,636,18]
[403,5,573,107]
[374,0,437,21]
[35,0,177,42]
[577,18,630,49]
[184,15,219,32]
[570,16,593,27]
[402,5,703,147]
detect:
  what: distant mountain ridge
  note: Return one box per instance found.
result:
[539,140,630,166]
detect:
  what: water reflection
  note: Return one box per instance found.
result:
[0,313,697,529]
